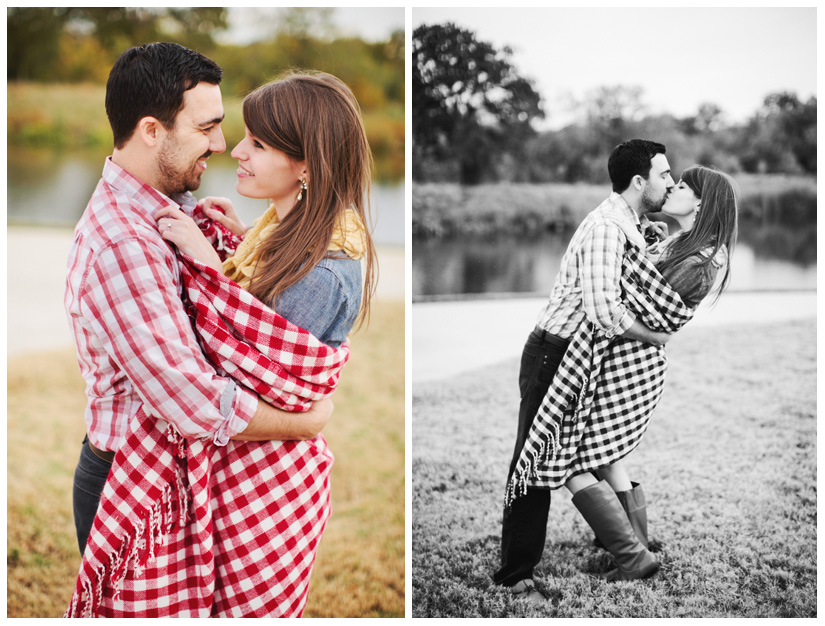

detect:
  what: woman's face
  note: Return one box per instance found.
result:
[661,178,701,220]
[230,126,306,216]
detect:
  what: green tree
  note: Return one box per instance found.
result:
[7,7,72,80]
[582,85,647,149]
[738,92,816,174]
[412,22,543,184]
[7,8,227,82]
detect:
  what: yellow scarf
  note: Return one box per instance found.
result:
[223,203,367,290]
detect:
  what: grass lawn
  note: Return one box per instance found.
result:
[7,300,404,618]
[412,318,816,617]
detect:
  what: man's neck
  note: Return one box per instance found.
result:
[111,148,166,196]
[618,190,645,219]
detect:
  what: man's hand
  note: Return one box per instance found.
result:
[232,397,334,442]
[155,206,223,271]
[620,318,673,347]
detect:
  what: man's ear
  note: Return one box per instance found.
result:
[136,116,165,147]
[632,174,645,191]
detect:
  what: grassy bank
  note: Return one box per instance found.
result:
[7,82,404,181]
[411,176,817,239]
[412,318,816,617]
[7,301,404,618]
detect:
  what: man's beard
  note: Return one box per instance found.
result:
[641,186,666,213]
[157,135,209,196]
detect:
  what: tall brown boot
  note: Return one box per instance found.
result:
[593,482,659,551]
[573,481,660,581]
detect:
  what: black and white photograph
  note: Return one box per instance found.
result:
[412,6,816,618]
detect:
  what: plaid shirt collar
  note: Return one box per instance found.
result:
[607,192,646,229]
[102,156,198,218]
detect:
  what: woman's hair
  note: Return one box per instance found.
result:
[242,71,376,329]
[657,165,739,304]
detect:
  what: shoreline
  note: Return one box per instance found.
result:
[7,225,404,357]
[412,290,816,384]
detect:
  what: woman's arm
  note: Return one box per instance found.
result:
[199,196,249,237]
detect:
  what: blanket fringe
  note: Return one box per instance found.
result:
[64,432,191,618]
[503,420,561,511]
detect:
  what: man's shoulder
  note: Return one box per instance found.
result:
[84,179,159,237]
[74,179,168,264]
[576,197,631,234]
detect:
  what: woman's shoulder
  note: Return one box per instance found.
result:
[710,244,728,268]
[315,254,362,289]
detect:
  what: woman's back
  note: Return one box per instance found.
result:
[651,238,726,308]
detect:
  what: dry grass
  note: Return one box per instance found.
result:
[412,318,816,617]
[7,300,404,618]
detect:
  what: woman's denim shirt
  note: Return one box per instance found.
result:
[272,255,362,347]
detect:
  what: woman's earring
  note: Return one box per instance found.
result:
[297,179,307,202]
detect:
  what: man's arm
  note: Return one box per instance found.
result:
[579,222,635,338]
[83,237,288,443]
[579,221,673,346]
[232,397,333,441]
[618,318,672,347]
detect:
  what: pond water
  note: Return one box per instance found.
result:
[413,226,817,298]
[7,147,404,247]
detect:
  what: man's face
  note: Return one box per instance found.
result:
[640,153,675,214]
[157,82,226,196]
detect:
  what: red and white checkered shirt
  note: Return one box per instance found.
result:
[536,193,648,340]
[65,157,258,452]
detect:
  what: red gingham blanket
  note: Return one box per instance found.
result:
[66,252,349,618]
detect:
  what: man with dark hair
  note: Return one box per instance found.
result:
[493,139,675,603]
[65,42,332,554]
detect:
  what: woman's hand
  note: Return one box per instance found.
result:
[199,197,247,238]
[154,206,223,271]
[646,221,669,242]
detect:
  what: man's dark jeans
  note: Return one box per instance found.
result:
[72,436,113,554]
[493,328,569,587]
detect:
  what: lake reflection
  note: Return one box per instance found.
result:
[8,148,404,247]
[413,232,817,298]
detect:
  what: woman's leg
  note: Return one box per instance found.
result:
[595,459,633,493]
[565,471,598,495]
[570,480,659,581]
[594,459,654,550]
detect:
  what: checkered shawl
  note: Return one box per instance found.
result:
[66,253,349,618]
[505,242,695,507]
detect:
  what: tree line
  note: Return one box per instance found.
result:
[7,8,403,114]
[413,23,816,185]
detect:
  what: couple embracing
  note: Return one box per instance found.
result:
[495,139,739,603]
[65,42,376,617]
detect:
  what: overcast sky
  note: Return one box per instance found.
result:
[220,7,404,45]
[413,7,817,130]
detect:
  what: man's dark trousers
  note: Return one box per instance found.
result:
[72,436,113,553]
[493,327,569,587]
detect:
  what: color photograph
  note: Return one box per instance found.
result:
[8,7,404,618]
